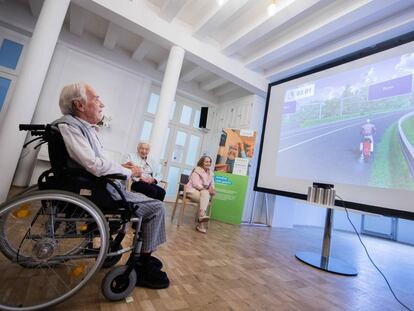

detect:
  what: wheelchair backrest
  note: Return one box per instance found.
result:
[45,124,77,172]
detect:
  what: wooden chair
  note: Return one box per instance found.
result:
[171,174,213,227]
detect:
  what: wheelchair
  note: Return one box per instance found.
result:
[0,124,148,310]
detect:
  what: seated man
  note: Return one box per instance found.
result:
[54,82,169,289]
[124,142,166,201]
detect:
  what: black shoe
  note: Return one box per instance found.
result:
[135,256,163,269]
[135,262,170,289]
[148,256,163,269]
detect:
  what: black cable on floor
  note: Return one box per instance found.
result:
[335,194,412,311]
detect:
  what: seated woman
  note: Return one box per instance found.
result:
[124,142,166,201]
[185,156,216,234]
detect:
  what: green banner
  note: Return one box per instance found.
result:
[211,171,249,225]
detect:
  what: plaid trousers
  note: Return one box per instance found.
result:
[110,181,166,252]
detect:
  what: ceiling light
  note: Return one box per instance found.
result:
[267,0,277,17]
[217,0,228,6]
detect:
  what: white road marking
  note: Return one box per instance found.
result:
[279,114,396,153]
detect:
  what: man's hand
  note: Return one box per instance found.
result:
[122,162,142,177]
[121,161,133,168]
[209,189,216,196]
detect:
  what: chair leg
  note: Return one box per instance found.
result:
[207,201,213,217]
[171,198,179,222]
[178,198,186,227]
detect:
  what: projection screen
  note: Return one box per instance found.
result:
[255,32,414,220]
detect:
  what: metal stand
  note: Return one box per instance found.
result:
[295,208,358,276]
[241,191,270,227]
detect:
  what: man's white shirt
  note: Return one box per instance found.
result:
[58,117,131,178]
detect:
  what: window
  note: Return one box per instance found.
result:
[180,105,192,125]
[0,39,23,70]
[147,93,159,114]
[170,101,176,120]
[166,166,180,197]
[0,76,11,112]
[185,135,200,166]
[172,131,187,162]
[193,109,201,128]
[140,120,152,141]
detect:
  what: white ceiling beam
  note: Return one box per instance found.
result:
[245,0,403,69]
[201,77,227,91]
[265,7,414,82]
[221,0,326,56]
[159,0,189,23]
[58,29,218,105]
[181,66,205,82]
[193,0,249,40]
[69,4,86,36]
[157,59,167,71]
[75,0,267,96]
[103,22,123,49]
[132,40,153,62]
[214,83,239,97]
[28,0,43,18]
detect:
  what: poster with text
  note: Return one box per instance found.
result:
[211,128,256,225]
[214,129,256,176]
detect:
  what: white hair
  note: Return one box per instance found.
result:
[138,141,150,149]
[59,82,88,115]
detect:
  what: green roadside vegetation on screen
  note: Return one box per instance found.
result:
[370,123,414,190]
[283,93,413,129]
[401,114,414,147]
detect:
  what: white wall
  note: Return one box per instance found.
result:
[31,43,148,156]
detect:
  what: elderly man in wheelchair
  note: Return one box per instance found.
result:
[0,82,169,311]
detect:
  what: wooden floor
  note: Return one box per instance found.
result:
[3,189,414,311]
[50,203,413,311]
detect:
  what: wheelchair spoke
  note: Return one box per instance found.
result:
[0,190,109,310]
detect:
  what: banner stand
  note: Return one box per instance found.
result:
[212,128,257,225]
[241,191,271,227]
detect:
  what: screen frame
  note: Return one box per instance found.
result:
[254,30,414,221]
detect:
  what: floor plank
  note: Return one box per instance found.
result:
[3,192,414,310]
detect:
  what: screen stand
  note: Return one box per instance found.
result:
[241,191,270,227]
[295,208,357,276]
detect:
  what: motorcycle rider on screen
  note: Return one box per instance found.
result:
[360,119,376,159]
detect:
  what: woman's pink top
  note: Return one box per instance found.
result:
[185,166,215,193]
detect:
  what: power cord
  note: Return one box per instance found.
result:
[336,194,412,311]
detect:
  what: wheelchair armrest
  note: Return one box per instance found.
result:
[103,174,127,180]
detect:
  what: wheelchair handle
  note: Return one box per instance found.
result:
[19,124,46,131]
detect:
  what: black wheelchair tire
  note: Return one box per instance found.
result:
[101,266,137,301]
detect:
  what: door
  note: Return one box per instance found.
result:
[138,90,204,201]
[162,126,203,201]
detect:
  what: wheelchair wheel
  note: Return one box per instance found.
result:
[16,184,39,197]
[101,266,137,301]
[0,190,109,311]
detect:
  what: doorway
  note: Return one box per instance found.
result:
[139,90,205,201]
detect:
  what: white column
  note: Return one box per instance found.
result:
[0,0,70,202]
[149,45,185,163]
